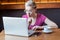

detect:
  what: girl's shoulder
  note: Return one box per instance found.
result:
[37,13,43,17]
[22,14,27,18]
[37,13,46,19]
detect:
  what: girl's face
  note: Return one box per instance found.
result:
[25,6,36,15]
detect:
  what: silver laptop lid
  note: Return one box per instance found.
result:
[2,17,29,36]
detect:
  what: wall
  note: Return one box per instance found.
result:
[0,0,60,9]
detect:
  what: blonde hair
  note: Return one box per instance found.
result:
[25,0,36,9]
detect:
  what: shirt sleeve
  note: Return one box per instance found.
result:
[41,14,47,23]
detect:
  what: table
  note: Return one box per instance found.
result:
[0,29,60,40]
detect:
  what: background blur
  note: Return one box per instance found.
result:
[0,0,60,32]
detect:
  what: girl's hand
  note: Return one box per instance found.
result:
[32,26,43,30]
[28,18,32,26]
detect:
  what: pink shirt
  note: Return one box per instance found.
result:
[22,13,46,29]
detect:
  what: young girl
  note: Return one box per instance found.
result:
[22,0,58,30]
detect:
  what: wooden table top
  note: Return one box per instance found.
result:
[0,29,60,40]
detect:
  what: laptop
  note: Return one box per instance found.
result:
[2,17,35,37]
